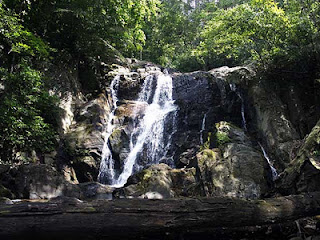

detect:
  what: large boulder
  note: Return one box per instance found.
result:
[196,122,271,199]
[210,66,302,171]
[209,66,254,86]
[0,164,81,200]
[120,122,271,200]
[120,163,199,199]
[78,182,114,200]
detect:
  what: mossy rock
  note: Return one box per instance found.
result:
[196,122,270,199]
[215,121,249,146]
[197,149,222,166]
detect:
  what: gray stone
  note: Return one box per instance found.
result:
[63,94,111,182]
[249,82,300,167]
[197,122,270,199]
[122,163,199,199]
[4,164,81,200]
[79,182,113,200]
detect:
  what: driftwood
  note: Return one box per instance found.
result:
[1,192,320,239]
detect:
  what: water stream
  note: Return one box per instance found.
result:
[200,113,207,145]
[98,76,120,185]
[99,72,177,188]
[230,83,247,131]
[258,142,279,181]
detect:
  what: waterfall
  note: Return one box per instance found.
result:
[113,73,177,187]
[98,76,120,185]
[230,83,247,131]
[258,142,278,181]
[200,113,207,145]
[99,72,177,188]
[137,75,155,103]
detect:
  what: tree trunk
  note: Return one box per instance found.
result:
[1,192,320,239]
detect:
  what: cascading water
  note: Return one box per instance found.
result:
[258,142,279,181]
[98,76,120,185]
[99,72,177,188]
[113,73,177,187]
[230,83,247,131]
[200,113,207,145]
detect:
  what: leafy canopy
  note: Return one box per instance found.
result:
[0,3,58,163]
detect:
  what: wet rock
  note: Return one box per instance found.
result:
[117,74,142,101]
[115,100,147,125]
[170,167,200,197]
[172,71,215,105]
[108,127,130,168]
[123,164,174,199]
[209,66,254,86]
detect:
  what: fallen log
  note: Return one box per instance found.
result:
[1,192,320,239]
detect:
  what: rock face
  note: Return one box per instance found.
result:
[248,82,300,169]
[171,71,243,167]
[196,122,270,199]
[62,94,111,182]
[60,64,279,199]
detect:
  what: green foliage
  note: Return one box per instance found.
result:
[217,0,249,8]
[200,132,213,151]
[0,3,59,163]
[198,0,292,69]
[1,0,319,160]
[143,0,204,69]
[0,5,49,58]
[143,0,319,75]
[215,131,231,146]
[313,149,320,157]
[0,65,58,162]
[4,0,160,57]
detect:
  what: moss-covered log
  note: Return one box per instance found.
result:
[1,192,320,239]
